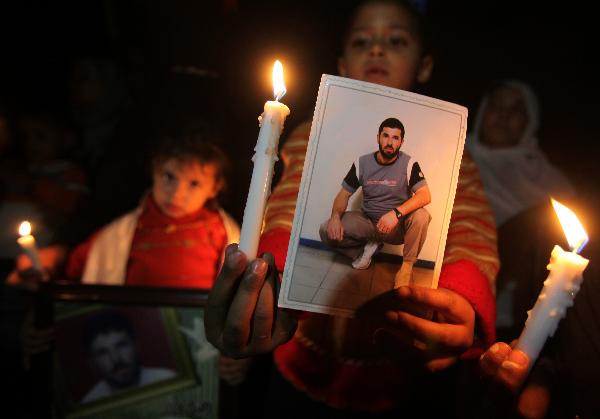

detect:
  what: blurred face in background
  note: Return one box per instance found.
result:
[480,85,529,149]
[152,158,220,218]
[19,116,70,165]
[337,1,433,90]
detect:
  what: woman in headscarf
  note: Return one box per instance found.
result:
[467,80,574,227]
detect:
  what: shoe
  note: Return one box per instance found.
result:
[352,241,382,269]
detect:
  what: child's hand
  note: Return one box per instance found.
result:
[205,244,297,358]
[479,341,529,392]
[374,286,475,371]
[480,343,551,418]
[16,245,67,272]
[6,245,68,289]
[6,267,46,291]
[218,355,253,386]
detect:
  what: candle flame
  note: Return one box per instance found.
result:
[551,199,588,253]
[272,60,286,101]
[19,221,32,237]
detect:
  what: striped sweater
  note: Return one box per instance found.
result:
[258,121,499,411]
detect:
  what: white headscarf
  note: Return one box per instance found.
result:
[466,80,574,226]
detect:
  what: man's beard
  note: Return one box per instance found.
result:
[106,362,141,389]
[378,143,399,160]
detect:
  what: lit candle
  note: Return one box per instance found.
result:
[238,60,290,259]
[515,199,589,369]
[17,221,43,271]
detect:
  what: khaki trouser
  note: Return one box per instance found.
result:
[319,208,431,262]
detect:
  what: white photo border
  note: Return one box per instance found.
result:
[278,75,468,316]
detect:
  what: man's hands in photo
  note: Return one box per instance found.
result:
[376,210,399,235]
[326,215,344,241]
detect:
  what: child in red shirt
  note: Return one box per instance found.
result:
[65,127,238,288]
[9,123,248,386]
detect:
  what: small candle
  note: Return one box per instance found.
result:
[515,199,589,369]
[238,60,290,259]
[17,221,43,271]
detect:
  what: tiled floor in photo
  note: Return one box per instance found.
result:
[289,244,433,311]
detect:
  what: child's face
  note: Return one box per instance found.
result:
[152,158,220,218]
[338,2,432,90]
[479,86,529,149]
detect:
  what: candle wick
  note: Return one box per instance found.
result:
[275,90,286,102]
[575,238,589,255]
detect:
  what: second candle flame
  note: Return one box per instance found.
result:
[19,221,32,237]
[551,198,588,254]
[273,60,286,102]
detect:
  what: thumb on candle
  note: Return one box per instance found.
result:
[498,347,530,392]
[480,342,530,393]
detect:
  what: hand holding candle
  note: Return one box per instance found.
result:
[515,199,589,370]
[238,60,290,259]
[17,221,43,271]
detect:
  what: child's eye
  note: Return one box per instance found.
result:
[349,35,371,50]
[190,180,200,188]
[163,171,175,182]
[387,36,408,49]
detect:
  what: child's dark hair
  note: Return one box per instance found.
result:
[340,0,433,57]
[150,121,231,200]
[82,310,135,353]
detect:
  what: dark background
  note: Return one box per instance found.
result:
[1,2,598,417]
[1,0,598,231]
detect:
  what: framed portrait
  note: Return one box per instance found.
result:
[49,284,218,419]
[279,75,468,316]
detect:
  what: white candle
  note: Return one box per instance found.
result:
[17,221,43,271]
[515,199,589,369]
[238,60,290,259]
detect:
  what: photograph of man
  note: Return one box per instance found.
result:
[81,309,176,403]
[320,117,431,288]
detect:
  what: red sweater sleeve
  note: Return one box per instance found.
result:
[438,259,496,358]
[257,228,291,273]
[65,230,101,281]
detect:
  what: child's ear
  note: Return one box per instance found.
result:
[212,179,225,198]
[337,57,348,77]
[416,55,434,84]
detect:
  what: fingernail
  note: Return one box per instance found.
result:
[227,250,243,267]
[226,244,239,257]
[252,259,267,275]
[490,343,501,353]
[501,360,524,370]
[261,252,275,265]
[397,286,411,298]
[384,310,400,322]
